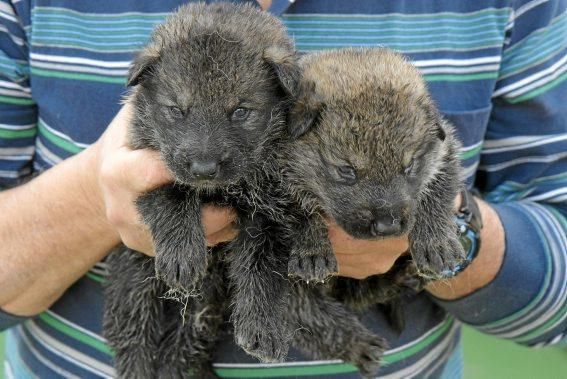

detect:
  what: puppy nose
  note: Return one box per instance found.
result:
[371,214,401,236]
[190,161,218,179]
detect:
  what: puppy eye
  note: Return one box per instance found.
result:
[336,165,357,184]
[231,107,250,121]
[166,106,183,119]
[404,158,415,175]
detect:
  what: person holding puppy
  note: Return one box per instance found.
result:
[1,0,565,378]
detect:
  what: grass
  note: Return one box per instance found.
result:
[1,327,565,378]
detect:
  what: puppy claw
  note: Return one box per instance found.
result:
[411,236,465,279]
[154,247,208,291]
[288,248,338,283]
[353,335,387,378]
[235,331,289,363]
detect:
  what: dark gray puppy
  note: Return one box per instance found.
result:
[284,48,465,287]
[104,3,301,376]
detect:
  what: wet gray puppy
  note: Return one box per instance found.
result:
[284,48,465,303]
[103,3,301,377]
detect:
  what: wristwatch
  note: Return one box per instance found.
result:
[442,189,483,278]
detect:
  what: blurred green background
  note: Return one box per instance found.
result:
[1,326,566,378]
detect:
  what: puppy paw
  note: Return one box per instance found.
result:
[154,244,208,291]
[236,331,289,363]
[288,244,338,282]
[351,334,387,378]
[411,236,465,279]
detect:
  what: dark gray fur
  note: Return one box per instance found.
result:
[103,3,300,376]
[284,48,465,285]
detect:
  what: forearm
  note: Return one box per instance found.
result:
[0,145,120,316]
[426,197,505,299]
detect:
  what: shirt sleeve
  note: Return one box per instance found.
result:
[436,0,567,347]
[0,0,37,190]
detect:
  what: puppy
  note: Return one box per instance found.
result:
[284,48,465,288]
[103,3,300,376]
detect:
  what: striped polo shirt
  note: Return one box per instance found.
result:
[1,0,566,378]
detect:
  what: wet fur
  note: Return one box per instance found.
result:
[103,3,300,376]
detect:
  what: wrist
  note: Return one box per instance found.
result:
[72,144,121,243]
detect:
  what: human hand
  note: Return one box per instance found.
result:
[328,194,464,279]
[94,103,237,256]
[327,219,409,280]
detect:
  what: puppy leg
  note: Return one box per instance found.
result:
[409,167,465,278]
[156,251,229,379]
[103,247,168,378]
[136,184,208,291]
[288,213,338,282]
[289,283,387,378]
[228,215,291,363]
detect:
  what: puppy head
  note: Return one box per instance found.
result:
[128,3,299,188]
[286,48,449,239]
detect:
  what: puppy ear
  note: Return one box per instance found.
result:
[263,46,300,96]
[435,122,446,141]
[287,81,323,139]
[127,49,160,87]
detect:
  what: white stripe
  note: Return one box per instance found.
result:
[24,321,115,377]
[214,360,342,368]
[379,321,459,379]
[31,60,128,76]
[482,134,566,149]
[0,2,17,17]
[0,146,35,156]
[0,79,31,93]
[0,24,25,46]
[462,140,483,152]
[420,64,500,75]
[478,152,567,172]
[4,360,15,379]
[18,326,80,379]
[505,61,567,98]
[514,0,549,20]
[46,310,108,343]
[0,167,31,178]
[483,205,566,336]
[482,134,567,154]
[0,9,17,24]
[35,138,63,166]
[39,119,90,149]
[494,54,567,97]
[461,161,479,181]
[0,87,32,98]
[523,188,567,202]
[31,52,131,69]
[0,123,36,131]
[386,317,451,354]
[413,56,501,68]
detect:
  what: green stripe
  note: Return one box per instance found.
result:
[38,120,84,154]
[0,127,36,139]
[425,72,498,82]
[383,317,454,364]
[37,313,113,356]
[215,364,358,378]
[460,144,483,160]
[34,23,155,34]
[283,8,511,21]
[0,95,35,106]
[513,304,567,343]
[214,318,455,378]
[85,272,105,284]
[32,39,143,52]
[297,43,502,53]
[35,7,169,20]
[31,67,126,85]
[507,72,567,103]
[478,204,553,329]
